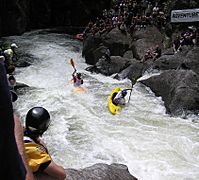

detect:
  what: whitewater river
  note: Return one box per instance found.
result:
[6,30,199,180]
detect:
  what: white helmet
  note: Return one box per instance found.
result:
[11,43,18,48]
[0,55,5,62]
[4,50,10,55]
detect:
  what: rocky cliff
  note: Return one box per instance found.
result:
[82,25,199,117]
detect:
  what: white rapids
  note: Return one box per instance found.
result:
[6,30,199,180]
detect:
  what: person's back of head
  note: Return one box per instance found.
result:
[6,65,15,75]
[8,75,16,87]
[25,107,50,139]
[8,75,15,81]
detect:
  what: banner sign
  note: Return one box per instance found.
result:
[171,8,199,22]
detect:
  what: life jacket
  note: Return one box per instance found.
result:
[24,136,51,172]
[73,76,83,87]
[113,91,126,106]
[114,91,123,99]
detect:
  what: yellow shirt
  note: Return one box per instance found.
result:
[4,49,13,57]
[24,137,51,172]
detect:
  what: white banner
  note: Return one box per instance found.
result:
[171,8,199,23]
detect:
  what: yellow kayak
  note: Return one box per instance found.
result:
[108,87,121,115]
[68,79,87,93]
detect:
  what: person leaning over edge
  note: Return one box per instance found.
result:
[10,43,18,62]
[23,107,66,180]
[0,62,34,180]
[8,75,17,90]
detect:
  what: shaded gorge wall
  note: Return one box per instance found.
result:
[0,0,111,36]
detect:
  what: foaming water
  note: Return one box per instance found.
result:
[9,30,199,180]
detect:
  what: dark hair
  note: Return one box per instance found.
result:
[77,73,81,78]
[6,65,15,74]
[8,75,15,81]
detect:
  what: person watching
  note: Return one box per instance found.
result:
[8,75,17,90]
[23,107,66,180]
[173,35,183,53]
[10,43,18,62]
[152,44,161,60]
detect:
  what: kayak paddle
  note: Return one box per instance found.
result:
[127,78,136,103]
[70,58,76,71]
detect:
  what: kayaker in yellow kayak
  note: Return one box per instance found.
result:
[112,89,132,106]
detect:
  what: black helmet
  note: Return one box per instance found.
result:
[8,75,15,81]
[76,73,81,78]
[121,90,127,96]
[26,107,50,135]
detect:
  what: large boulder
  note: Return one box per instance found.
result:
[83,26,165,82]
[35,163,138,180]
[95,56,132,76]
[131,26,163,60]
[101,28,131,56]
[153,46,199,74]
[66,163,138,180]
[183,46,199,74]
[82,34,103,65]
[153,54,186,70]
[115,59,144,81]
[140,69,199,116]
[83,28,131,65]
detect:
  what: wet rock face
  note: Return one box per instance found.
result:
[65,163,138,180]
[154,46,199,75]
[35,163,138,180]
[140,70,199,116]
[82,28,132,66]
[0,0,111,36]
